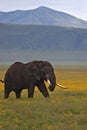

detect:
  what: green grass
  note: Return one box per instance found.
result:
[0,90,87,130]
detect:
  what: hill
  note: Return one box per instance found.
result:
[0,23,87,64]
[0,6,87,29]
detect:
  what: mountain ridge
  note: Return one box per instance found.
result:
[0,6,87,29]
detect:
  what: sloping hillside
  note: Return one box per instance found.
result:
[0,23,87,64]
[0,6,87,28]
[0,23,87,51]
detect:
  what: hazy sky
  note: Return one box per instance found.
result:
[0,0,87,21]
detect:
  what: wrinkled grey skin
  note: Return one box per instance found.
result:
[4,60,56,98]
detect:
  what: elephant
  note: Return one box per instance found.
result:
[0,60,67,98]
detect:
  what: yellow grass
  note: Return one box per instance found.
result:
[55,66,87,91]
[0,68,6,90]
[0,65,87,92]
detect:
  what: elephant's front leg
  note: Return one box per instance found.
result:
[37,81,49,97]
[28,85,35,98]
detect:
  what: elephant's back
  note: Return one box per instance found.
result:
[4,62,24,82]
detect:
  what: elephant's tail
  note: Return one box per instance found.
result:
[56,83,67,89]
[0,80,4,83]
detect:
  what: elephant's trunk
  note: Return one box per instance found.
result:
[47,74,56,91]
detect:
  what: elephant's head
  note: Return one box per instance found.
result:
[38,61,56,91]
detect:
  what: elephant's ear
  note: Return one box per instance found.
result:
[32,65,40,80]
[27,63,40,80]
[34,72,40,80]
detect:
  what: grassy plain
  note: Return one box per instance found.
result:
[0,65,87,130]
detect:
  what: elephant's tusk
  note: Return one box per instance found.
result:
[47,79,51,85]
[56,83,67,89]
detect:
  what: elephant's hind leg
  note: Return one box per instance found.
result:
[4,90,10,98]
[4,86,11,99]
[14,89,22,99]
